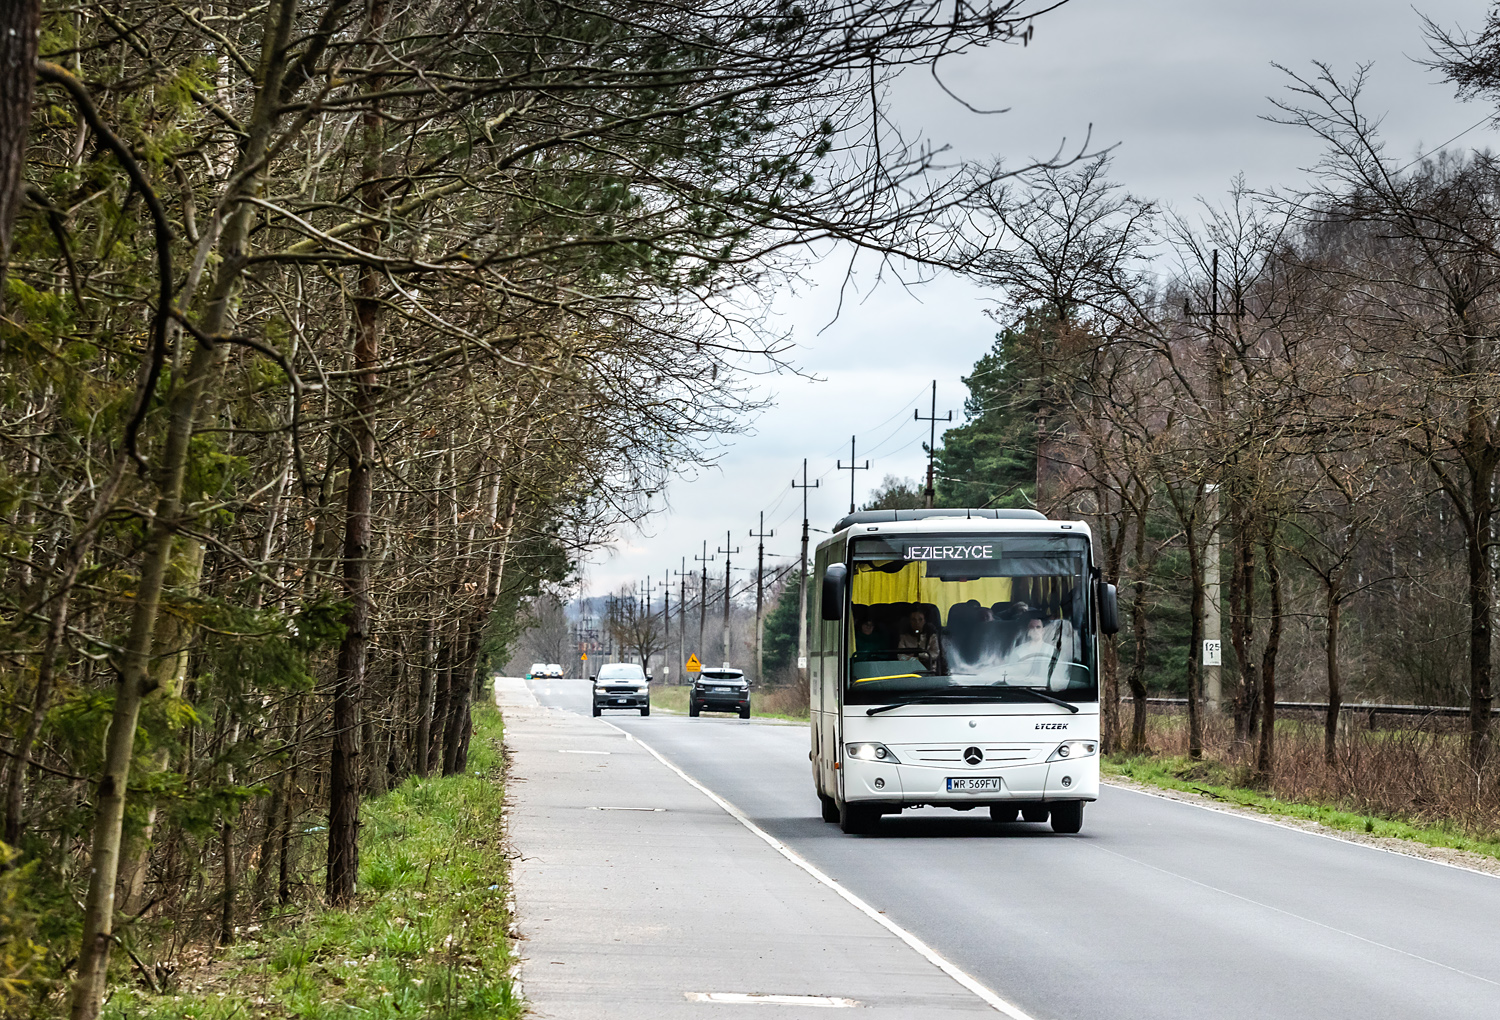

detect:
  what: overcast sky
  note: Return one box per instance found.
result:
[581,0,1499,603]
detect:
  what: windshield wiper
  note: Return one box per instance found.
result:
[1006,687,1080,714]
[865,687,1080,716]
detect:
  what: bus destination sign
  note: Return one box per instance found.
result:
[903,543,995,561]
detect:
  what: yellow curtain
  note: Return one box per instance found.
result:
[851,561,1013,624]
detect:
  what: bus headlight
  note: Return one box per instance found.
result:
[1047,740,1097,762]
[845,742,901,764]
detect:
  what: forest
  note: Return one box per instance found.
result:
[0,0,1065,1014]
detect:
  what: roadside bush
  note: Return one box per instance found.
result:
[1130,707,1500,841]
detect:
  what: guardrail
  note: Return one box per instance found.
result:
[1143,697,1499,719]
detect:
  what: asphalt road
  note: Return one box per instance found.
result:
[527,678,1500,1020]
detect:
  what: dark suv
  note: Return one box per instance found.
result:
[592,663,650,716]
[690,667,750,718]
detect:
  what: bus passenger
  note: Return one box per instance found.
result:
[855,615,890,653]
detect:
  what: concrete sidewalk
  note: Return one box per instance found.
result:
[495,677,1003,1019]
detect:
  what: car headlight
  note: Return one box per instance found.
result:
[845,742,901,763]
[1046,740,1098,762]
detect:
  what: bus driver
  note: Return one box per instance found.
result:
[896,608,940,671]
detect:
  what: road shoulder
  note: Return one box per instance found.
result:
[495,676,1009,1019]
[1104,774,1500,877]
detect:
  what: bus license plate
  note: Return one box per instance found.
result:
[947,777,1001,793]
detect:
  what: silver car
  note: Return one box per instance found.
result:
[592,663,650,716]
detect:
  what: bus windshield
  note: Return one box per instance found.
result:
[844,534,1096,706]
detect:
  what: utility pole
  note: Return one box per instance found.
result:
[792,459,819,683]
[656,572,672,683]
[837,435,870,515]
[641,580,652,674]
[1185,249,1242,716]
[915,380,952,509]
[717,530,741,666]
[750,512,775,684]
[673,557,689,683]
[694,541,714,658]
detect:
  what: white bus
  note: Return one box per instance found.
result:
[810,509,1119,835]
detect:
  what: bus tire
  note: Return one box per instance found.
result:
[839,800,878,835]
[989,805,1019,823]
[1050,802,1084,834]
[819,793,839,823]
[1021,804,1049,823]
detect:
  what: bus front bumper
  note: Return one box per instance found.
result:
[841,757,1098,806]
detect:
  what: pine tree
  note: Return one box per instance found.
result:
[933,322,1040,509]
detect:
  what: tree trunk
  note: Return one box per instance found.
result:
[0,0,40,306]
[218,717,241,946]
[326,261,379,905]
[1323,578,1341,766]
[415,618,435,777]
[253,769,286,905]
[1099,494,1124,754]
[69,340,226,1020]
[277,697,304,905]
[1126,506,1150,752]
[119,537,208,916]
[1465,509,1494,769]
[326,0,388,905]
[1185,520,1205,760]
[1256,529,1283,778]
[442,625,476,776]
[429,644,452,776]
[1228,507,1257,744]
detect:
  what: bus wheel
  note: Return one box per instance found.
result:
[1050,802,1084,834]
[839,801,878,835]
[989,805,1019,823]
[819,793,839,823]
[1021,805,1049,823]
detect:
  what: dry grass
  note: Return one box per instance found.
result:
[755,675,809,719]
[1126,706,1500,839]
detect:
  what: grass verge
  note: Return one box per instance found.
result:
[1105,753,1500,862]
[104,704,522,1020]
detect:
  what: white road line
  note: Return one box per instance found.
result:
[1105,780,1500,880]
[605,722,1039,1020]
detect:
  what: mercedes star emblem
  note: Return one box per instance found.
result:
[963,746,984,765]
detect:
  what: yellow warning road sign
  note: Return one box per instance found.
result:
[685,654,702,673]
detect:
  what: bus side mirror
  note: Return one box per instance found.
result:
[821,563,847,621]
[1099,582,1120,635]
